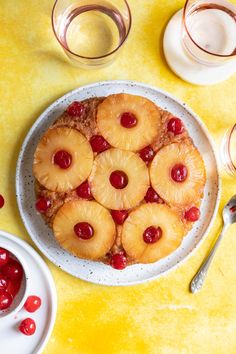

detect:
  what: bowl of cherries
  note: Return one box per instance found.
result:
[0,245,29,319]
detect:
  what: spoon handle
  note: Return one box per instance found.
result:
[190,224,228,293]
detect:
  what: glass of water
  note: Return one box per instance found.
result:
[52,0,132,68]
[182,0,236,65]
[221,123,236,177]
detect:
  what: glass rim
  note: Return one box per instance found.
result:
[183,0,236,58]
[51,0,132,60]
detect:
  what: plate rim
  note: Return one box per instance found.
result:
[0,230,57,353]
[15,80,221,286]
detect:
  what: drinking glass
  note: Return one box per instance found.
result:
[163,0,236,84]
[221,123,236,177]
[182,0,236,66]
[52,0,132,68]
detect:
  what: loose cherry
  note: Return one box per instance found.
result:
[111,210,128,225]
[144,187,164,203]
[35,197,51,213]
[167,117,184,135]
[110,252,127,270]
[19,318,36,336]
[67,101,85,117]
[171,164,188,183]
[76,181,93,200]
[0,248,10,267]
[2,259,23,281]
[143,226,162,244]
[90,135,110,153]
[0,290,13,310]
[0,195,5,208]
[184,207,200,222]
[109,171,128,189]
[74,222,94,240]
[53,150,72,169]
[139,146,155,163]
[0,275,8,290]
[24,296,42,313]
[120,112,137,128]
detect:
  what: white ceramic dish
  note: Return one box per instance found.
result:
[16,80,220,286]
[0,231,57,354]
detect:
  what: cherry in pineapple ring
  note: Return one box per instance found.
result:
[109,170,128,189]
[120,112,137,128]
[53,150,72,169]
[24,295,41,313]
[143,226,162,244]
[74,222,94,240]
[171,164,188,183]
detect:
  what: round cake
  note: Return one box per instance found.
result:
[33,93,206,270]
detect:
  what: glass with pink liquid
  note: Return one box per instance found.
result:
[52,0,132,68]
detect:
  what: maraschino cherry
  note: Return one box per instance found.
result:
[90,135,110,153]
[120,112,137,128]
[53,150,72,169]
[139,146,154,163]
[35,197,51,213]
[167,117,184,135]
[143,226,162,244]
[67,101,85,117]
[171,164,188,183]
[76,181,93,200]
[74,222,94,240]
[24,295,42,313]
[184,207,200,222]
[110,171,128,189]
[19,318,36,336]
[110,252,127,270]
[111,210,128,225]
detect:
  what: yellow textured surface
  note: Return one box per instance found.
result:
[0,1,236,353]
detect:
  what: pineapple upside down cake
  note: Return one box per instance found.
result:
[33,93,206,270]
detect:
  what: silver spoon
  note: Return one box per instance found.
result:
[190,195,236,293]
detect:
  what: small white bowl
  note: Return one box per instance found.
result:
[0,242,29,319]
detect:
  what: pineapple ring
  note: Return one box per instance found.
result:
[97,93,161,151]
[150,142,206,206]
[33,127,93,192]
[89,148,149,210]
[122,204,185,263]
[53,200,116,260]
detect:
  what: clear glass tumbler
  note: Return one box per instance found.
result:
[182,0,236,66]
[221,123,236,177]
[52,0,132,68]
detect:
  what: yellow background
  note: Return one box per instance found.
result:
[0,0,236,353]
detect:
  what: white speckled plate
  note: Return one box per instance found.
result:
[16,81,220,286]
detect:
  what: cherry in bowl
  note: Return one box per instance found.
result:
[0,245,28,319]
